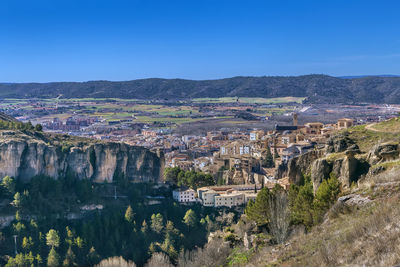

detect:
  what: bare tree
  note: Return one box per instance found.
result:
[145,252,173,267]
[177,238,231,267]
[96,256,136,267]
[268,186,290,243]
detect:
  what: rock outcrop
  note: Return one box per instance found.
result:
[286,150,325,184]
[0,130,163,182]
[367,142,400,165]
[285,134,370,191]
[311,158,332,191]
[326,133,355,153]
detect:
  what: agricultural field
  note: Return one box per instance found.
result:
[0,97,300,136]
[192,96,305,104]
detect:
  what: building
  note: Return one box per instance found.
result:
[337,118,354,130]
[172,188,196,203]
[249,130,265,141]
[303,122,324,135]
[245,192,257,203]
[197,189,218,206]
[215,191,245,208]
[220,141,252,157]
[197,185,262,208]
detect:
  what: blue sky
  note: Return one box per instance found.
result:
[0,0,399,82]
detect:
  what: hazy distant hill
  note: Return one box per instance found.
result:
[1,74,400,103]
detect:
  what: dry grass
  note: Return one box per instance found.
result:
[241,167,400,266]
[343,124,400,152]
[245,192,400,267]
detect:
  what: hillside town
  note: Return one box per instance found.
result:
[1,97,399,208]
[170,114,356,207]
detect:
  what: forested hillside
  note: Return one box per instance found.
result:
[2,75,400,103]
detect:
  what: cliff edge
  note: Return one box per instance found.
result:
[0,130,163,183]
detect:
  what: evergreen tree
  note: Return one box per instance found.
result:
[1,175,15,194]
[124,205,135,224]
[13,222,26,234]
[288,177,314,228]
[46,229,60,248]
[15,210,21,221]
[34,124,43,131]
[141,220,149,233]
[151,213,164,233]
[47,247,59,267]
[263,146,275,168]
[12,192,22,208]
[313,173,341,222]
[65,226,74,247]
[183,209,197,228]
[74,236,84,249]
[245,187,273,225]
[86,247,101,266]
[63,246,77,267]
[22,236,33,251]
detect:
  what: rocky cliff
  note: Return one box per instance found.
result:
[0,130,163,182]
[285,134,390,191]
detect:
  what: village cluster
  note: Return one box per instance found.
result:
[170,115,354,208]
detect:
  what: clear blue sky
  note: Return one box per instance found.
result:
[1,0,400,82]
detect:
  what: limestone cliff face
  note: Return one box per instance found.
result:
[282,134,400,193]
[285,150,325,184]
[0,131,163,182]
[285,135,371,192]
[310,154,370,192]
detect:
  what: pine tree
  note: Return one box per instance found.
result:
[124,205,135,224]
[263,146,275,168]
[46,229,60,248]
[288,175,315,229]
[245,187,272,225]
[15,210,21,221]
[65,226,74,247]
[151,213,164,233]
[183,209,197,228]
[22,236,33,251]
[47,247,59,267]
[86,247,101,266]
[1,175,15,194]
[12,192,22,208]
[141,220,148,233]
[63,246,76,267]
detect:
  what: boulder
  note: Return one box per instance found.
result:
[326,134,355,153]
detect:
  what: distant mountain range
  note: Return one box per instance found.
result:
[338,74,400,79]
[1,74,400,104]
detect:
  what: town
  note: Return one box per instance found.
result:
[1,97,400,208]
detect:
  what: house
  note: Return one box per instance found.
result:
[282,145,301,162]
[249,130,265,141]
[303,122,324,135]
[220,141,252,157]
[172,188,196,203]
[337,118,353,129]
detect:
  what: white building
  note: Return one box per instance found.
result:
[198,189,219,206]
[172,188,196,203]
[215,192,245,208]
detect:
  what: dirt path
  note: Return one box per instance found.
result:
[365,123,400,133]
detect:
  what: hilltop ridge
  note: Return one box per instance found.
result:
[2,74,400,103]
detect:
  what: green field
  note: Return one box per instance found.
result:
[192,96,305,104]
